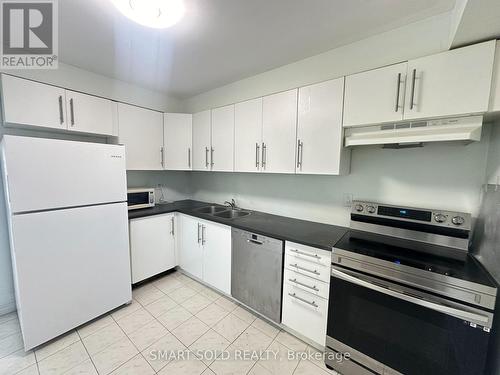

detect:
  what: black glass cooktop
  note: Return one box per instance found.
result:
[334,230,496,288]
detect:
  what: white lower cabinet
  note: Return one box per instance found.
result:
[282,241,331,347]
[282,280,329,346]
[178,214,203,279]
[129,213,176,284]
[177,214,231,294]
[202,220,232,294]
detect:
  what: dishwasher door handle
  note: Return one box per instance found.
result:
[246,239,263,245]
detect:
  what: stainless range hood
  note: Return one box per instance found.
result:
[344,116,483,147]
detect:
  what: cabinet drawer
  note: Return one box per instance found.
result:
[282,283,328,346]
[285,242,331,268]
[284,268,329,299]
[285,253,330,283]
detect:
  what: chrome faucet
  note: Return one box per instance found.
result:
[224,199,237,209]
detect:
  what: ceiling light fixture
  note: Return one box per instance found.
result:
[110,0,185,29]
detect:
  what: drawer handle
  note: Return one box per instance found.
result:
[290,248,321,260]
[289,278,319,292]
[288,292,318,308]
[290,263,320,276]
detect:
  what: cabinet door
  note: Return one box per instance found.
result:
[211,105,235,172]
[192,110,211,171]
[1,74,67,130]
[282,281,329,346]
[234,98,263,172]
[130,213,176,284]
[262,89,298,174]
[404,41,496,120]
[297,78,349,175]
[66,90,114,136]
[178,215,203,279]
[343,62,407,127]
[164,113,192,170]
[202,221,231,294]
[117,103,164,170]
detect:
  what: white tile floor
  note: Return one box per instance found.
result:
[0,271,338,375]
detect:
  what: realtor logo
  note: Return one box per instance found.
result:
[1,0,58,69]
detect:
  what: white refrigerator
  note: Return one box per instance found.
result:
[1,135,132,350]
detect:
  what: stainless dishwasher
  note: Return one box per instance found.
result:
[231,228,284,323]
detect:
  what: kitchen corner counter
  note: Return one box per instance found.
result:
[128,199,347,251]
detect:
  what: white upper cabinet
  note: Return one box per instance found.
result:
[192,110,211,171]
[343,62,407,127]
[297,78,350,175]
[234,98,263,173]
[1,74,68,130]
[262,89,298,174]
[404,40,496,120]
[489,41,500,112]
[65,90,114,136]
[117,103,164,170]
[164,113,192,171]
[211,105,235,172]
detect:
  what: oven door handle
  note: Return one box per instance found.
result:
[331,267,492,328]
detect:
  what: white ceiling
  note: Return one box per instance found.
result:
[59,0,456,99]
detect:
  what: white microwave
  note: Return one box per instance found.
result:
[127,188,155,210]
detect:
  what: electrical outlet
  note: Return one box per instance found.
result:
[343,193,353,207]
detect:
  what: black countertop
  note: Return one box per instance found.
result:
[128,200,348,251]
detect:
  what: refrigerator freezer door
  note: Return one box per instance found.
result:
[10,202,131,350]
[1,135,127,213]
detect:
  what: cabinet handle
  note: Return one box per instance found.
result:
[288,292,318,308]
[69,98,75,126]
[289,248,321,260]
[170,217,175,235]
[188,148,191,168]
[160,147,165,168]
[255,143,260,168]
[197,223,201,243]
[409,68,417,110]
[58,95,64,125]
[297,140,303,170]
[288,278,319,292]
[202,225,206,244]
[290,263,320,276]
[261,143,266,169]
[210,147,214,168]
[205,147,209,168]
[394,73,402,112]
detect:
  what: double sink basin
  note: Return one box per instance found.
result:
[194,205,251,220]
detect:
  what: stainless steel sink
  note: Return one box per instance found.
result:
[214,209,251,219]
[195,205,227,215]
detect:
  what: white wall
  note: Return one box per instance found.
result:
[0,64,183,315]
[191,129,491,227]
[184,13,452,113]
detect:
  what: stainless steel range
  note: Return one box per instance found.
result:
[325,201,497,375]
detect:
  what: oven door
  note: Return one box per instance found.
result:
[326,266,493,375]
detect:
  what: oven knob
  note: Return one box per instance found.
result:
[355,204,364,212]
[434,213,447,223]
[452,216,465,226]
[366,205,376,214]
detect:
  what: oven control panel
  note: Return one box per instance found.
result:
[352,201,471,230]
